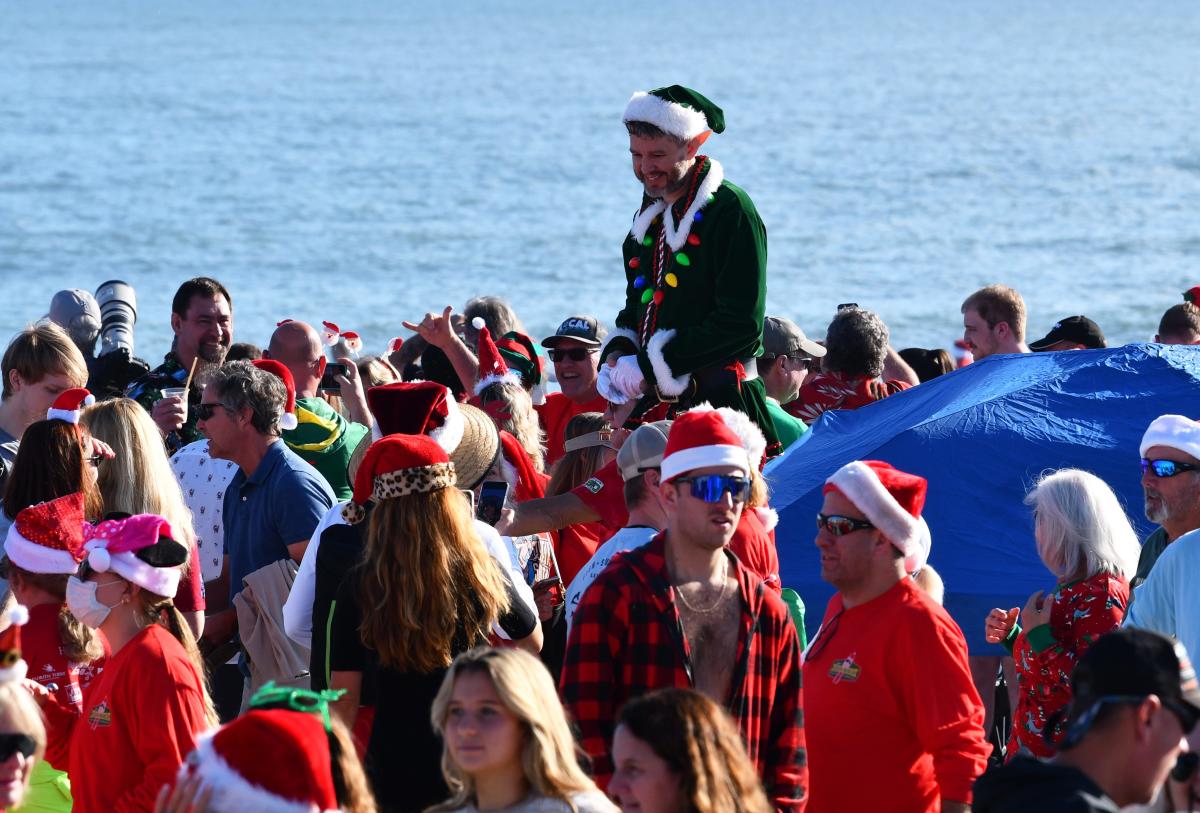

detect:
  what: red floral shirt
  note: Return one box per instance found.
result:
[786,371,911,425]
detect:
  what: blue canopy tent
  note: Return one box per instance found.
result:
[766,343,1200,652]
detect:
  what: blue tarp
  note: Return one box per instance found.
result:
[766,343,1200,653]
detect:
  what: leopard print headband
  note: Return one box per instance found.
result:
[342,462,457,524]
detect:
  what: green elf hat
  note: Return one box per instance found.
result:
[623,85,725,141]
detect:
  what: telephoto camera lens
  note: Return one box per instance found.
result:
[95,280,138,357]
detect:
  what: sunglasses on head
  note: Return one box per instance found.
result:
[816,513,876,536]
[0,733,37,762]
[548,348,594,363]
[195,402,229,422]
[673,474,750,504]
[1141,458,1200,478]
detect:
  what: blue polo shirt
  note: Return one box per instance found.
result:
[223,439,335,598]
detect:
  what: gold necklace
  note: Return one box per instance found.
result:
[674,556,731,615]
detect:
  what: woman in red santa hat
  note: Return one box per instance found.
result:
[327,434,540,813]
[32,512,216,813]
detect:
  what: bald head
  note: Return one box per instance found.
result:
[268,321,325,397]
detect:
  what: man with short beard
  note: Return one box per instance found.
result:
[598,86,781,457]
[127,276,233,452]
[1131,415,1200,586]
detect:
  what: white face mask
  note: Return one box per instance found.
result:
[66,575,121,629]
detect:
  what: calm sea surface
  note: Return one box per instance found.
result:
[2,1,1198,359]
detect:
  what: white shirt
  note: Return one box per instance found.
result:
[283,501,536,647]
[1125,527,1200,665]
[564,525,659,635]
[170,440,238,583]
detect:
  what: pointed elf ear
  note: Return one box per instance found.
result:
[686,130,712,158]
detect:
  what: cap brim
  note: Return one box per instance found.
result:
[540,334,601,349]
[798,339,827,358]
[1028,335,1061,352]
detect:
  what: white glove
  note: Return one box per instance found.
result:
[612,355,647,399]
[597,363,629,405]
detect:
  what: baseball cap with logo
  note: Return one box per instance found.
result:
[616,420,673,481]
[762,316,826,359]
[541,315,603,349]
[1057,627,1200,749]
[1029,315,1107,352]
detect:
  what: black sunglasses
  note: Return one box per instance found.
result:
[816,513,875,536]
[1141,458,1200,478]
[548,348,594,363]
[195,402,230,422]
[0,733,37,761]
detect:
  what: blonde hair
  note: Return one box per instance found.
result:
[429,648,600,812]
[961,284,1027,342]
[0,675,48,805]
[1026,468,1141,581]
[81,398,198,557]
[477,380,546,473]
[132,588,218,727]
[356,488,510,672]
[1,322,88,399]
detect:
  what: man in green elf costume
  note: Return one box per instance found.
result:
[598,85,781,457]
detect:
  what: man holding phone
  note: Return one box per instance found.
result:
[264,321,370,500]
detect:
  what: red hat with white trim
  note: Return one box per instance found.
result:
[46,387,95,424]
[81,514,189,598]
[342,434,456,524]
[252,359,299,431]
[824,460,932,573]
[473,326,519,396]
[4,492,86,574]
[660,410,749,482]
[0,604,30,683]
[185,708,340,813]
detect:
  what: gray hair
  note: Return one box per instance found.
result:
[463,296,526,340]
[1025,469,1141,581]
[823,308,889,378]
[204,360,285,437]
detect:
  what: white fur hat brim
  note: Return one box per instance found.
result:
[185,729,340,813]
[624,91,711,142]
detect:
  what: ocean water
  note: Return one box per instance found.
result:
[2,0,1198,361]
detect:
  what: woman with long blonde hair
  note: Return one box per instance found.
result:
[328,435,539,813]
[429,647,615,813]
[80,398,205,638]
[609,689,773,813]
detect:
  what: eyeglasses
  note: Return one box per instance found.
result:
[548,348,595,363]
[87,454,107,468]
[816,513,875,536]
[0,734,37,762]
[673,474,750,503]
[195,402,230,421]
[1141,458,1200,478]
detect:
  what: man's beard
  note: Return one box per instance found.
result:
[1145,491,1169,524]
[197,343,228,365]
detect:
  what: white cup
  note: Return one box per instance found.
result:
[161,387,188,420]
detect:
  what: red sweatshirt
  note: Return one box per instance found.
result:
[21,603,108,718]
[803,579,989,813]
[43,624,210,813]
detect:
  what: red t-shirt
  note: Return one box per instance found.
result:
[535,392,609,468]
[22,603,108,717]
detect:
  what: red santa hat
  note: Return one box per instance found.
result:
[824,460,932,573]
[3,492,86,574]
[252,359,299,431]
[660,410,750,482]
[0,604,30,683]
[365,381,466,454]
[684,403,767,472]
[473,325,520,395]
[80,514,189,598]
[185,708,340,813]
[342,434,456,524]
[46,387,95,424]
[1140,415,1200,461]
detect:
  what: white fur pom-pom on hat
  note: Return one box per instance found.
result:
[472,316,486,331]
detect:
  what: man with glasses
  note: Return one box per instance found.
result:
[537,315,608,467]
[974,628,1200,813]
[561,410,806,810]
[760,316,825,450]
[1131,414,1200,587]
[803,460,988,813]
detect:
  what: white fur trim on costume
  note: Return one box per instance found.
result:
[754,506,779,533]
[716,406,767,471]
[647,330,691,397]
[429,396,466,454]
[624,91,711,142]
[1140,415,1200,460]
[661,444,748,482]
[531,383,546,406]
[85,541,181,599]
[826,461,923,569]
[606,327,642,353]
[662,159,723,252]
[474,372,521,397]
[279,413,298,431]
[186,731,340,813]
[630,200,667,244]
[4,529,80,575]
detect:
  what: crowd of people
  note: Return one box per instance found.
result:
[0,84,1199,813]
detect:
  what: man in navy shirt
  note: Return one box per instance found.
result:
[197,361,333,702]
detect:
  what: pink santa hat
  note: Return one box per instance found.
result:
[81,514,189,598]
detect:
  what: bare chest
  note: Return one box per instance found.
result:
[675,578,742,702]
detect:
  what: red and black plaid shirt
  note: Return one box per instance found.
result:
[560,533,807,812]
